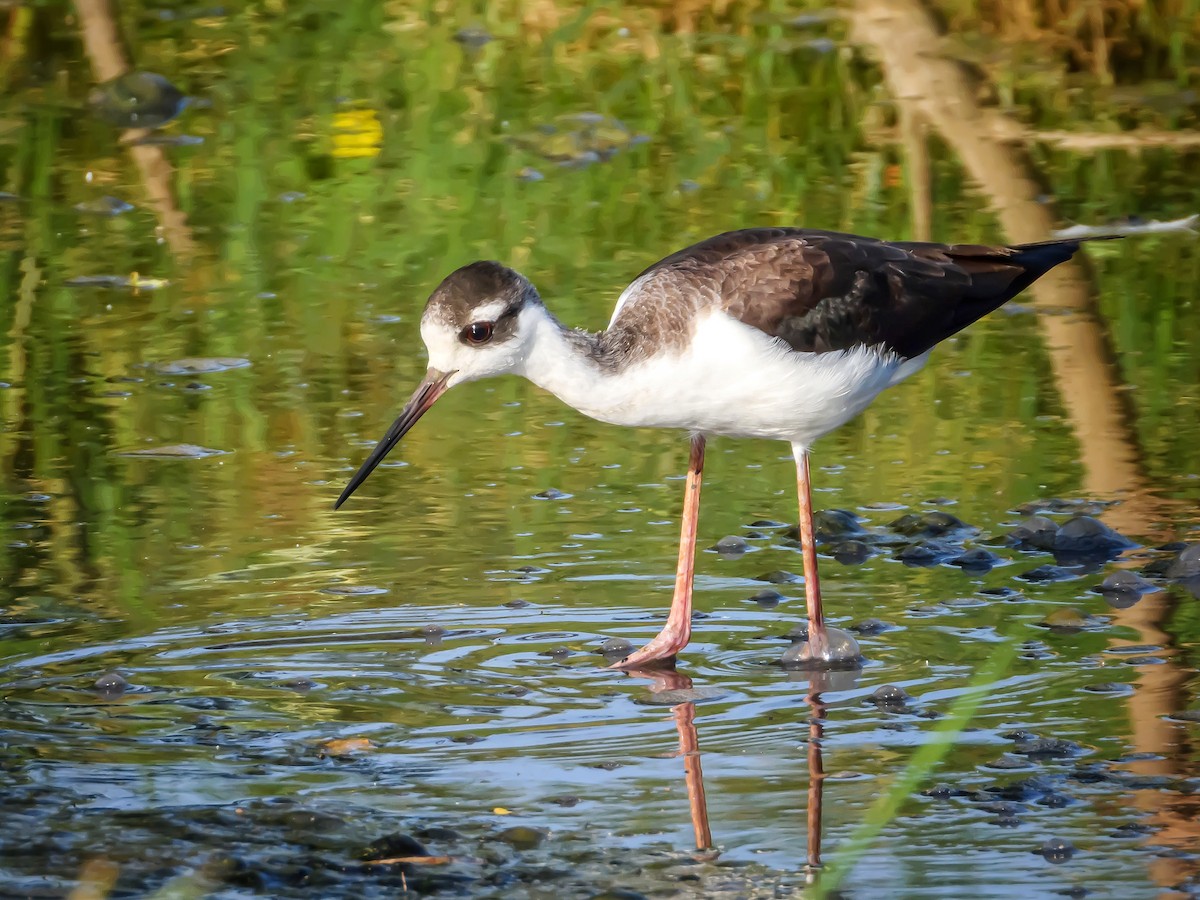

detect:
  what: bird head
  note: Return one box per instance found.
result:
[334,261,540,508]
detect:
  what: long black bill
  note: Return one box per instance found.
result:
[333,368,453,510]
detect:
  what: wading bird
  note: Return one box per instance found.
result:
[335,228,1098,668]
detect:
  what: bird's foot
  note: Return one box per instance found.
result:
[608,626,689,670]
[780,623,863,669]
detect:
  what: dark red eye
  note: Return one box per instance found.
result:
[462,321,494,345]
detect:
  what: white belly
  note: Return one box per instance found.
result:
[569,311,927,446]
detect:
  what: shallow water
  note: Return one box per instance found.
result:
[2,3,1200,898]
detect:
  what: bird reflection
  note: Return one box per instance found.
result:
[625,664,860,877]
[625,668,714,853]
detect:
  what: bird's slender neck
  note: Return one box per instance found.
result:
[516,303,620,414]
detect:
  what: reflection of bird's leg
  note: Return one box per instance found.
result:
[805,684,829,878]
[674,700,714,851]
[625,668,715,853]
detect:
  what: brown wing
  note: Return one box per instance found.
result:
[608,228,1092,360]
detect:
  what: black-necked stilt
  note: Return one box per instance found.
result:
[335,228,1100,669]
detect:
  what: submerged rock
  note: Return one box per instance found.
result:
[90,71,189,129]
[813,508,864,541]
[894,540,959,566]
[756,570,802,584]
[1094,570,1157,596]
[361,832,429,861]
[830,540,872,565]
[710,535,749,556]
[949,548,1001,572]
[746,588,783,607]
[849,618,894,635]
[889,511,969,538]
[94,671,130,696]
[598,637,633,657]
[1009,515,1059,551]
[1167,544,1200,579]
[1053,516,1134,555]
[1039,837,1076,863]
[866,684,913,710]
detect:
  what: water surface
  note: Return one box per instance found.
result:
[2,3,1200,897]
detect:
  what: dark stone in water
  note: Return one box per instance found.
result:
[279,677,318,692]
[1166,544,1200,579]
[539,647,572,660]
[984,755,1033,770]
[1016,497,1110,517]
[546,795,581,807]
[813,508,864,541]
[830,540,871,565]
[1083,682,1133,695]
[711,535,749,555]
[1039,837,1076,863]
[599,637,633,656]
[454,26,493,48]
[1053,515,1134,555]
[983,774,1056,801]
[979,586,1022,599]
[850,618,893,635]
[756,570,801,584]
[895,540,958,566]
[1014,737,1084,759]
[1001,729,1039,742]
[783,622,808,642]
[495,825,548,850]
[867,684,912,710]
[1018,564,1079,583]
[361,832,429,861]
[922,783,955,800]
[949,548,1000,572]
[94,671,129,696]
[533,488,570,500]
[89,71,189,129]
[889,510,969,537]
[1038,792,1074,809]
[589,891,649,900]
[1094,570,1157,600]
[1039,608,1100,633]
[977,800,1025,817]
[748,519,788,529]
[1166,710,1200,723]
[1009,515,1060,551]
[746,588,783,607]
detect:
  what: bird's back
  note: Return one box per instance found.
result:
[603,227,1091,364]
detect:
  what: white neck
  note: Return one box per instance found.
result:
[515,305,626,423]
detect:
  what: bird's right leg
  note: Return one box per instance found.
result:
[611,434,706,669]
[792,443,830,659]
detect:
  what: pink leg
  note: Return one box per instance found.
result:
[795,447,829,659]
[612,435,706,669]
